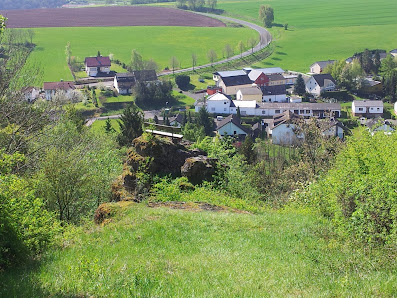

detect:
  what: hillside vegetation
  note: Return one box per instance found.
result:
[0,0,68,10]
[1,203,396,297]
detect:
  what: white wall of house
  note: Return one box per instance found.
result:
[271,124,302,145]
[352,102,383,116]
[86,66,98,77]
[305,77,335,97]
[100,66,110,74]
[310,64,321,74]
[261,94,287,103]
[207,98,231,114]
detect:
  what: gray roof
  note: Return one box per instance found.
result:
[261,85,287,96]
[267,74,285,81]
[312,74,336,87]
[353,100,383,107]
[221,75,252,87]
[216,114,249,134]
[310,60,336,69]
[214,70,247,78]
[258,102,341,110]
[390,49,397,54]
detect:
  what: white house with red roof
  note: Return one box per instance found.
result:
[84,55,111,77]
[43,81,75,100]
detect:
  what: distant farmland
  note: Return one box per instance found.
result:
[1,6,225,28]
[216,0,397,72]
[28,26,258,83]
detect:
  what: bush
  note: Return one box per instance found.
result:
[175,75,191,90]
[293,129,397,245]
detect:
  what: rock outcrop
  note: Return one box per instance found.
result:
[181,155,218,185]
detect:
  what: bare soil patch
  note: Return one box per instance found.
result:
[0,6,225,28]
[147,201,250,214]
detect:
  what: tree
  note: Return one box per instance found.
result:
[373,51,381,74]
[182,122,205,142]
[176,0,187,8]
[206,0,217,10]
[65,41,71,65]
[131,49,144,71]
[175,75,191,90]
[117,103,144,146]
[239,135,256,164]
[284,23,288,30]
[153,114,159,124]
[294,74,306,96]
[237,40,245,58]
[247,38,256,53]
[224,44,234,59]
[361,49,373,74]
[143,58,159,71]
[236,106,241,119]
[207,49,217,66]
[104,117,115,134]
[0,15,6,34]
[259,5,274,28]
[170,56,179,74]
[191,53,197,71]
[197,106,213,135]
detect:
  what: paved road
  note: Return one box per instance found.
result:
[85,110,162,127]
[159,13,272,76]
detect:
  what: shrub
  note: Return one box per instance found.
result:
[175,75,191,90]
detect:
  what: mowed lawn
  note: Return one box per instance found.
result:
[28,26,258,83]
[1,204,396,296]
[217,0,397,72]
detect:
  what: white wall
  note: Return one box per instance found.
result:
[262,94,287,103]
[207,98,231,114]
[218,122,247,136]
[271,124,301,145]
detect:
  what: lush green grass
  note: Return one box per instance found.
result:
[29,26,258,84]
[216,0,397,72]
[90,118,120,134]
[1,203,395,296]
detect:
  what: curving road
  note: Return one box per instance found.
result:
[159,13,272,76]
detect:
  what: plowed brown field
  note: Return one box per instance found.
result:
[0,6,225,28]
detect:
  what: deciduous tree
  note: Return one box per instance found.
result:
[207,49,217,66]
[259,5,274,28]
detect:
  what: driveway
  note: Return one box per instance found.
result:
[85,110,162,126]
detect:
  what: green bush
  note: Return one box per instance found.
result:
[293,129,397,245]
[175,75,190,90]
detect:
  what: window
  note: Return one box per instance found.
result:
[377,108,380,111]
[358,108,363,111]
[262,110,266,114]
[241,111,247,115]
[294,110,299,114]
[224,101,227,104]
[234,131,237,135]
[300,110,304,114]
[224,108,227,111]
[306,110,310,114]
[275,110,280,114]
[269,98,272,102]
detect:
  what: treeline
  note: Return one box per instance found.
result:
[0,0,69,10]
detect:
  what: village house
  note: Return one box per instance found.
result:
[84,55,111,77]
[260,85,287,103]
[390,49,397,58]
[268,111,303,145]
[236,87,262,102]
[320,118,349,139]
[364,118,395,135]
[114,73,136,94]
[215,114,249,138]
[305,74,336,97]
[212,70,253,95]
[361,78,383,95]
[202,93,341,118]
[22,86,40,102]
[352,100,383,118]
[309,60,336,74]
[247,67,285,87]
[43,81,75,100]
[169,114,184,127]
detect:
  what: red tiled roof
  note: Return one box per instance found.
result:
[43,81,75,91]
[85,56,111,67]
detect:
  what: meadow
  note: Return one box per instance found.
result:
[1,203,395,296]
[29,26,258,83]
[215,0,397,72]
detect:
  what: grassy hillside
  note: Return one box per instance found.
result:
[28,26,258,83]
[2,203,395,296]
[216,0,397,72]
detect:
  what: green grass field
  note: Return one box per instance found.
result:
[1,203,395,296]
[216,0,397,72]
[29,26,258,84]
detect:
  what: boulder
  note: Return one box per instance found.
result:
[181,155,218,185]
